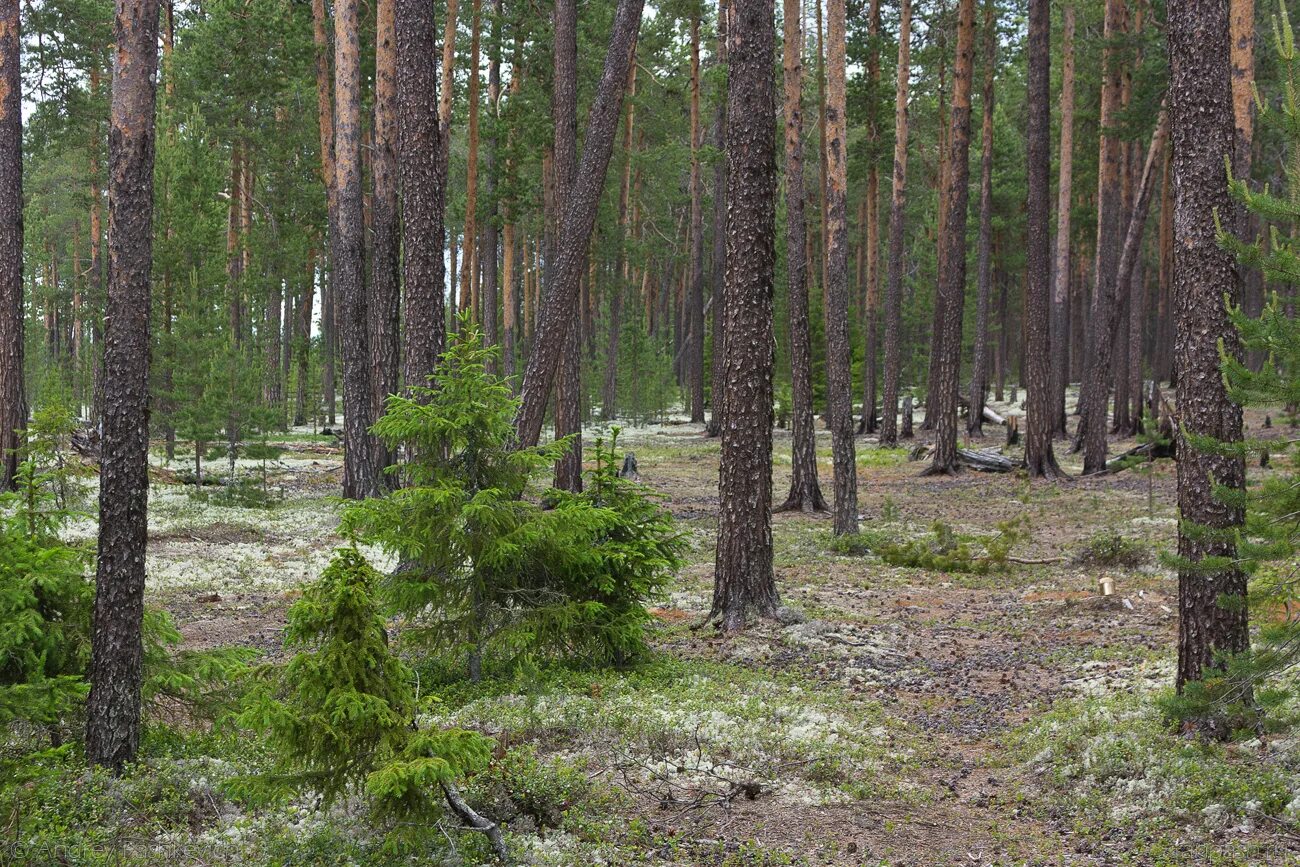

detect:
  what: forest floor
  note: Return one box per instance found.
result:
[25,401,1300,866]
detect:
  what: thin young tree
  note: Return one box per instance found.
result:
[967,0,995,438]
[1050,4,1076,437]
[0,0,21,492]
[878,0,910,449]
[925,0,975,476]
[706,0,729,437]
[334,0,380,497]
[858,0,881,436]
[822,0,857,532]
[710,0,780,630]
[397,0,446,388]
[688,13,705,423]
[85,0,161,770]
[1167,0,1249,695]
[777,0,827,513]
[1022,0,1062,477]
[513,0,643,447]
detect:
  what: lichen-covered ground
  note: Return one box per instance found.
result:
[19,403,1300,866]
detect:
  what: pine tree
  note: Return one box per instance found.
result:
[0,0,22,492]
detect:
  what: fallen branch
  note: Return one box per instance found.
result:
[442,781,510,864]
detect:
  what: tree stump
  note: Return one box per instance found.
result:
[900,394,914,439]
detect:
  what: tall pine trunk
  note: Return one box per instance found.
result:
[1023,0,1062,477]
[778,0,827,513]
[879,0,910,448]
[481,0,502,364]
[967,0,995,438]
[397,0,446,389]
[858,0,881,436]
[371,0,400,423]
[0,0,21,491]
[1168,0,1249,700]
[925,0,975,476]
[1076,0,1126,472]
[1050,5,1076,437]
[823,0,857,532]
[334,0,380,498]
[706,0,729,437]
[602,57,637,419]
[85,0,160,771]
[312,0,339,425]
[711,0,780,631]
[688,15,706,422]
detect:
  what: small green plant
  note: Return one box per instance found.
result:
[832,518,1029,574]
[236,548,494,847]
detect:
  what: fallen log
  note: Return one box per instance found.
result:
[958,448,1019,473]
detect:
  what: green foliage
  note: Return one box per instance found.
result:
[1072,532,1152,570]
[832,518,1028,575]
[236,548,493,831]
[343,324,685,678]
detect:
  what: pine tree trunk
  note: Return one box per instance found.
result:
[1154,146,1173,383]
[311,0,339,425]
[1111,12,1136,438]
[295,252,315,425]
[688,15,706,422]
[397,0,445,390]
[89,64,105,426]
[858,0,881,436]
[778,0,827,514]
[879,0,910,448]
[1075,0,1126,471]
[711,0,780,631]
[602,57,637,419]
[1168,0,1249,699]
[85,0,160,771]
[1050,4,1075,437]
[822,0,857,531]
[481,0,502,365]
[551,0,583,491]
[1079,112,1168,474]
[513,0,643,448]
[0,0,21,492]
[371,0,400,421]
[459,0,481,327]
[925,0,975,476]
[1023,0,1062,477]
[333,0,379,498]
[967,0,995,439]
[706,0,729,437]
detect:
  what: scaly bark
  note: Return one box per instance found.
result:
[967,0,995,438]
[711,0,780,631]
[1050,5,1076,437]
[879,0,910,448]
[925,0,976,476]
[1168,0,1249,700]
[85,0,160,771]
[397,0,446,389]
[0,0,22,491]
[777,0,827,513]
[858,0,881,436]
[823,0,857,531]
[706,0,729,437]
[371,0,400,421]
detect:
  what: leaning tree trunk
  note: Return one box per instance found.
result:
[0,0,21,492]
[1050,4,1076,437]
[1023,0,1063,478]
[397,0,446,389]
[513,0,644,448]
[878,0,911,448]
[925,0,976,476]
[711,0,780,631]
[334,0,380,498]
[823,0,858,532]
[1075,0,1125,470]
[967,0,995,439]
[1168,0,1249,699]
[85,0,160,772]
[1079,112,1168,474]
[777,0,827,514]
